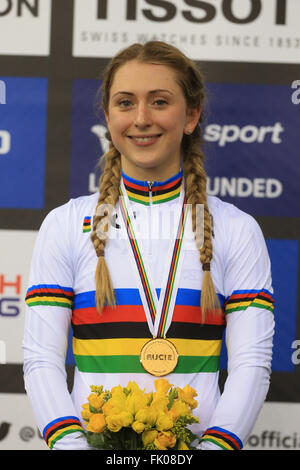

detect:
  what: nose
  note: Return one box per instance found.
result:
[134,102,152,128]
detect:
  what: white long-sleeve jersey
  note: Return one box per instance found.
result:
[23,172,274,451]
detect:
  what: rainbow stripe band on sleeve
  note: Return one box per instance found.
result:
[83,216,92,233]
[200,426,243,450]
[25,284,74,309]
[225,289,274,315]
[43,416,84,449]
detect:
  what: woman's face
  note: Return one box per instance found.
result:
[105,60,200,181]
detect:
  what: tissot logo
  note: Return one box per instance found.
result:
[0,0,39,17]
[96,0,288,24]
[73,0,299,62]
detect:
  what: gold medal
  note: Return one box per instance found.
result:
[140,338,178,377]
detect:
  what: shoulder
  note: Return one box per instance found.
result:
[207,196,266,262]
[42,192,99,225]
[207,195,260,233]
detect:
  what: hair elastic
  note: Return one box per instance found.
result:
[202,263,210,272]
[96,248,105,257]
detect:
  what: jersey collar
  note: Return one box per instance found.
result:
[121,169,183,205]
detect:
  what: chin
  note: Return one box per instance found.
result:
[127,159,163,172]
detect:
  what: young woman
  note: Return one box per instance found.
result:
[23,41,274,450]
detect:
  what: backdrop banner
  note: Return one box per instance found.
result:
[0,0,299,451]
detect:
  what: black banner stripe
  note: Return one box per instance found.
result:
[71,321,225,340]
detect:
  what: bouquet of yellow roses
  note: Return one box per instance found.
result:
[81,379,200,450]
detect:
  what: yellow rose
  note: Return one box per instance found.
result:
[132,421,145,434]
[168,399,190,421]
[118,410,134,427]
[135,407,157,426]
[154,378,173,395]
[106,414,123,433]
[135,408,149,424]
[126,381,141,394]
[142,429,158,446]
[88,393,104,410]
[81,403,92,422]
[102,395,125,416]
[102,401,115,416]
[145,397,168,427]
[149,396,169,423]
[156,414,174,432]
[111,385,126,399]
[177,385,198,409]
[126,392,149,416]
[86,413,106,433]
[178,440,189,450]
[154,431,176,450]
[151,394,169,410]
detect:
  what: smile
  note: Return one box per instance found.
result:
[128,134,162,145]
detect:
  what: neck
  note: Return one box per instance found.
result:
[120,157,181,182]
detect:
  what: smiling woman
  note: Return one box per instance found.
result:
[23,41,274,451]
[104,60,200,181]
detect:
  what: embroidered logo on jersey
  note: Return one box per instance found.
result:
[25,284,74,309]
[83,216,92,232]
[225,289,274,314]
[82,214,120,232]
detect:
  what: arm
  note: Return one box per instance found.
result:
[199,212,274,450]
[23,205,91,450]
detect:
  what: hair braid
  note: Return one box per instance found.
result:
[90,144,121,313]
[183,138,221,321]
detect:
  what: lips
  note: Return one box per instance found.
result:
[128,134,162,146]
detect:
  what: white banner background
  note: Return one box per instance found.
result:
[73,0,300,62]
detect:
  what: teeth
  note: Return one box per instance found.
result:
[131,136,158,142]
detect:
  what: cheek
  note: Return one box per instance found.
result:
[108,114,130,137]
[163,108,187,132]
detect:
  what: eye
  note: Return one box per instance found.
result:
[153,99,168,107]
[118,99,133,109]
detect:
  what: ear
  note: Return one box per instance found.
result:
[104,111,110,127]
[184,106,201,134]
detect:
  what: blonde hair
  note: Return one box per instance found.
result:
[91,41,221,320]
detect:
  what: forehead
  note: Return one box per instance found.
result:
[109,60,182,96]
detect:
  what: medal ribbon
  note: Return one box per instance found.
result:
[119,183,188,339]
[156,200,188,337]
[119,191,156,325]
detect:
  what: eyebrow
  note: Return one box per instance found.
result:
[111,89,174,98]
